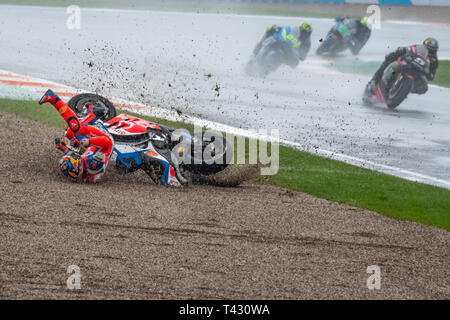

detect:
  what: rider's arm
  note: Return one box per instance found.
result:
[253,25,277,55]
[348,39,361,55]
[385,47,407,64]
[55,137,69,153]
[63,128,87,150]
[359,29,371,48]
[298,36,311,61]
[427,56,439,81]
[349,26,371,55]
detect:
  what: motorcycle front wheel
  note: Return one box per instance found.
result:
[386,73,413,109]
[317,32,340,55]
[185,131,233,175]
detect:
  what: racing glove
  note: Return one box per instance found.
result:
[55,138,69,153]
[69,138,89,150]
[70,139,81,149]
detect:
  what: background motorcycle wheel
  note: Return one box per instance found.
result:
[316,35,336,55]
[67,93,117,121]
[187,131,233,175]
[260,48,283,76]
[362,87,373,106]
[245,54,271,78]
[245,58,258,77]
[317,31,345,56]
[386,74,413,109]
[316,41,328,56]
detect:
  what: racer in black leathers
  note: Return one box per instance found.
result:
[367,38,439,95]
[252,22,312,68]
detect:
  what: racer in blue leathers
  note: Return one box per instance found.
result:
[252,22,312,68]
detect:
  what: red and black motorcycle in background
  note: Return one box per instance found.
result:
[363,49,431,109]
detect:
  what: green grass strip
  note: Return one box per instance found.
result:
[432,60,450,88]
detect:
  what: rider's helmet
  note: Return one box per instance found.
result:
[59,152,84,180]
[423,37,439,55]
[299,22,312,41]
[360,16,372,30]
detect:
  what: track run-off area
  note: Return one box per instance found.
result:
[0,5,449,188]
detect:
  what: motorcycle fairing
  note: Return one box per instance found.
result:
[105,114,161,134]
[112,135,181,186]
[337,24,350,36]
[374,84,386,104]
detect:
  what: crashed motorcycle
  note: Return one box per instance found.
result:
[245,37,296,77]
[362,53,430,109]
[62,93,232,186]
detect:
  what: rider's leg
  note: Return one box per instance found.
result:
[39,89,81,133]
[142,152,186,186]
[366,62,387,94]
[367,57,400,95]
[372,60,390,84]
[411,76,428,95]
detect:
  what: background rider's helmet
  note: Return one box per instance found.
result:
[423,37,439,55]
[59,152,83,180]
[299,22,312,41]
[360,16,372,30]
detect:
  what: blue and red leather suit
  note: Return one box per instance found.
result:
[41,90,113,183]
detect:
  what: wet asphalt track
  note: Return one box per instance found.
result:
[0,5,449,187]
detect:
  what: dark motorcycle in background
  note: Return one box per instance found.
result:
[316,21,352,56]
[363,54,430,109]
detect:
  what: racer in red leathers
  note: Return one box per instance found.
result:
[39,89,114,183]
